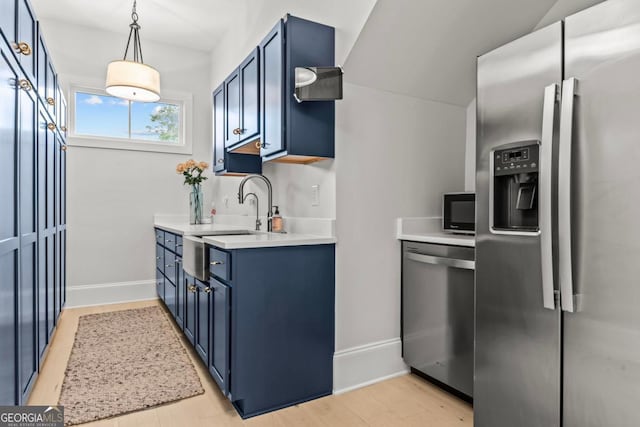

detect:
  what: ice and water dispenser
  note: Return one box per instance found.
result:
[491,142,540,233]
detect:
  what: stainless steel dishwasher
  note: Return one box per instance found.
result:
[402,240,475,398]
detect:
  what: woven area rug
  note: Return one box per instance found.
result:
[58,306,204,425]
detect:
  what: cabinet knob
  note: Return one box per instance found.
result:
[18,79,32,91]
[255,141,262,149]
[47,97,55,106]
[232,128,240,135]
[188,285,197,293]
[217,159,224,164]
[61,145,67,151]
[47,123,57,131]
[210,260,224,265]
[13,42,32,56]
[60,125,67,132]
[203,287,212,294]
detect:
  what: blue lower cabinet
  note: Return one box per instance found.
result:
[184,274,196,345]
[164,279,176,318]
[209,278,230,396]
[195,280,210,364]
[155,244,163,272]
[228,244,335,418]
[164,249,176,286]
[155,269,164,301]
[175,257,184,329]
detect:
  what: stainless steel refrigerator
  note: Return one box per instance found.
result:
[476,0,640,426]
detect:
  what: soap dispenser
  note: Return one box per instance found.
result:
[272,206,283,233]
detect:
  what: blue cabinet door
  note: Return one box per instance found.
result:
[175,257,184,329]
[16,0,36,84]
[259,20,285,157]
[164,279,176,318]
[18,81,37,404]
[36,107,47,362]
[239,48,260,143]
[0,0,15,46]
[0,44,19,405]
[155,269,164,301]
[213,84,225,172]
[195,280,210,364]
[184,274,196,345]
[209,278,230,397]
[224,70,240,148]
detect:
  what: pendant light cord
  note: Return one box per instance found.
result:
[122,0,144,63]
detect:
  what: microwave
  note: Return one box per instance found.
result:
[443,193,476,234]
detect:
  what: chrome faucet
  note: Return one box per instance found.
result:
[238,174,273,232]
[243,192,261,231]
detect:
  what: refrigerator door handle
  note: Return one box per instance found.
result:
[540,83,560,310]
[558,77,578,313]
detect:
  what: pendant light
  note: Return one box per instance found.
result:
[105,0,160,102]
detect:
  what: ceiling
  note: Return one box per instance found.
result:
[31,0,247,52]
[344,0,561,106]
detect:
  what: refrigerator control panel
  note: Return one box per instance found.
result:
[494,144,539,176]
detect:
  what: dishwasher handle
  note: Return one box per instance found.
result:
[405,251,475,270]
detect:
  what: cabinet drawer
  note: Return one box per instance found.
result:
[155,229,164,245]
[164,232,177,252]
[176,235,183,256]
[164,249,177,285]
[155,244,164,272]
[209,248,230,281]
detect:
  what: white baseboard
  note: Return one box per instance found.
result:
[66,279,157,308]
[333,337,409,394]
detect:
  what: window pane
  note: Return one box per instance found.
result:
[131,101,180,143]
[74,92,129,139]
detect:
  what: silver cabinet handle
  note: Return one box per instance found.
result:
[156,256,161,260]
[558,77,578,313]
[166,239,173,243]
[405,251,475,270]
[210,260,224,265]
[203,287,212,294]
[165,264,174,268]
[540,83,559,310]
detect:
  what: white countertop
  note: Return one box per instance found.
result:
[397,217,475,248]
[201,232,336,249]
[154,218,336,249]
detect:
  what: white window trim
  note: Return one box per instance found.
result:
[68,81,193,155]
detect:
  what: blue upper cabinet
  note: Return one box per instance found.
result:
[239,48,260,144]
[0,0,16,48]
[259,20,285,158]
[213,83,262,176]
[224,70,240,148]
[213,84,226,172]
[225,48,260,150]
[259,15,335,164]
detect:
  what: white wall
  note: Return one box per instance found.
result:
[39,20,213,299]
[332,83,466,390]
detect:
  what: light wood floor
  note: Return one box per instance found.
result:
[28,300,473,427]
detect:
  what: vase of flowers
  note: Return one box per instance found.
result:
[176,159,209,224]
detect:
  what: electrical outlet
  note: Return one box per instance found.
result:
[312,185,320,206]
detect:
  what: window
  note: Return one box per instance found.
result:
[69,85,192,154]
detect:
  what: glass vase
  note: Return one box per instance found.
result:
[189,184,203,225]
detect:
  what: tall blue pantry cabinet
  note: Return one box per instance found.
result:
[1,0,67,405]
